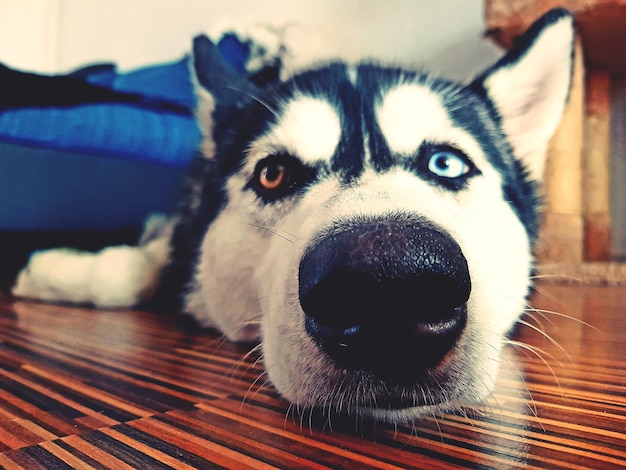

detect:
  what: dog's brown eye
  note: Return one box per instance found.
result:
[249,154,316,201]
[258,164,289,190]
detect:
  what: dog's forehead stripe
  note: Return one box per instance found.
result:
[376,84,452,155]
[271,96,342,164]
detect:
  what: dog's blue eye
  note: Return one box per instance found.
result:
[427,151,470,179]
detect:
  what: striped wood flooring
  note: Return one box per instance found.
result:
[0,282,624,469]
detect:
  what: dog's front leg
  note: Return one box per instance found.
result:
[12,216,173,309]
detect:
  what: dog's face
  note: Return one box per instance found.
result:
[185,9,574,422]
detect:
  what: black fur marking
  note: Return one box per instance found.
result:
[330,79,365,183]
[356,65,408,172]
[152,156,227,311]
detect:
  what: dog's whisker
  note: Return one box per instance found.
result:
[426,384,440,411]
[223,85,279,118]
[337,382,349,416]
[227,341,264,385]
[513,319,570,363]
[306,406,316,435]
[290,403,304,432]
[492,290,578,364]
[283,402,294,430]
[524,306,598,331]
[248,223,300,243]
[491,340,540,419]
[474,377,498,417]
[503,338,558,362]
[529,281,575,308]
[242,344,265,368]
[522,309,554,334]
[504,339,563,397]
[241,368,270,410]
[486,351,521,416]
[273,227,301,240]
[457,403,471,422]
[252,223,302,240]
[530,267,588,284]
[529,272,579,282]
[294,404,304,434]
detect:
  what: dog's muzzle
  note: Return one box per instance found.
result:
[298,216,470,380]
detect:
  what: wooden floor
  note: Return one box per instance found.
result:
[0,282,625,469]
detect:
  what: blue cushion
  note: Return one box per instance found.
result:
[0,59,200,169]
[0,34,258,230]
[0,142,185,230]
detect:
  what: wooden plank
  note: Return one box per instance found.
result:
[1,284,625,468]
[583,70,612,260]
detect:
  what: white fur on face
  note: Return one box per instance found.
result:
[376,84,451,155]
[254,95,342,164]
[185,209,265,341]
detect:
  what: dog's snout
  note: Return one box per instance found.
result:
[299,218,470,377]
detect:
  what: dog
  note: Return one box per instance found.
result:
[13,8,574,423]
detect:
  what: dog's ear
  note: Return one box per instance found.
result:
[191,34,262,158]
[474,8,575,179]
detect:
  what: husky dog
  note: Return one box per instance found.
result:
[14,9,574,423]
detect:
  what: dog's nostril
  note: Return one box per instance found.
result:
[299,217,470,376]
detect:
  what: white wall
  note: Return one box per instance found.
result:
[0,0,501,79]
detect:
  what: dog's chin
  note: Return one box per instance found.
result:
[357,366,498,423]
[275,362,497,424]
[262,320,502,423]
[363,402,459,424]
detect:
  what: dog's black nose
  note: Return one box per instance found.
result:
[298,217,470,378]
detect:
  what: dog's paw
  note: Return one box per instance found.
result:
[13,245,165,309]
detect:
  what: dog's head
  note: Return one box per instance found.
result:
[185,9,574,422]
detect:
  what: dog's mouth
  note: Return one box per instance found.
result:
[304,304,467,381]
[298,216,471,395]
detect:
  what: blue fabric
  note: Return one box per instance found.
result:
[0,34,255,230]
[0,59,200,169]
[0,142,185,230]
[84,59,197,110]
[0,104,199,168]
